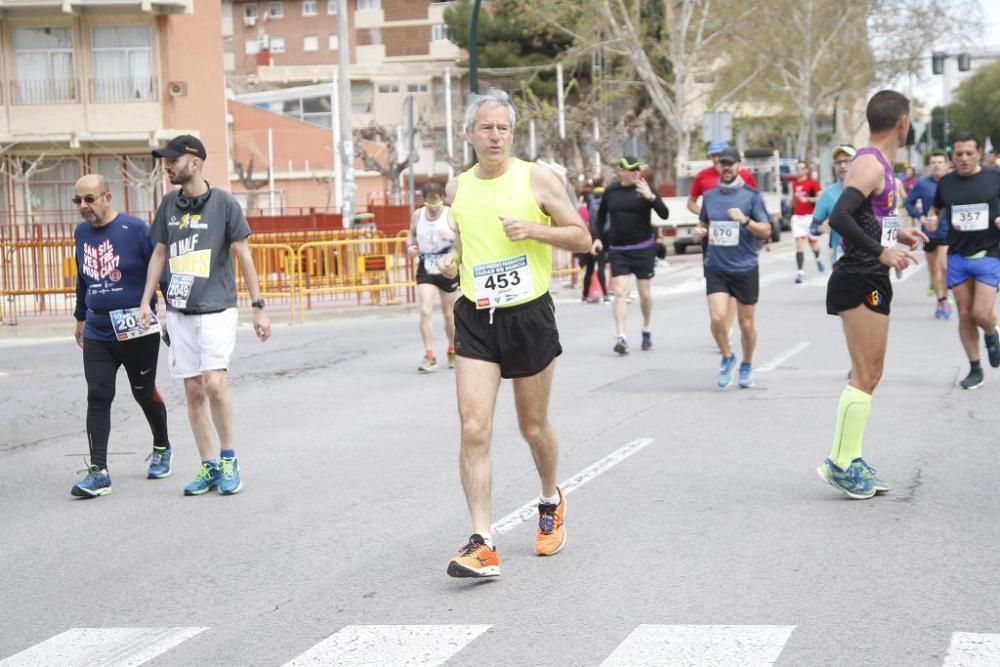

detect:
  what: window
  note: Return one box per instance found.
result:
[357,0,380,10]
[222,3,232,18]
[269,36,285,53]
[303,35,319,52]
[245,38,260,54]
[94,156,155,215]
[377,83,399,93]
[268,2,283,18]
[432,24,448,42]
[327,0,338,13]
[351,81,373,113]
[92,26,154,102]
[244,3,257,19]
[302,96,332,127]
[13,27,76,103]
[302,0,317,15]
[27,158,83,214]
[406,83,428,93]
[328,34,339,50]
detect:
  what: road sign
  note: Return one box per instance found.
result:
[702,111,732,143]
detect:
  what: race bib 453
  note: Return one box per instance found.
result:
[472,255,534,308]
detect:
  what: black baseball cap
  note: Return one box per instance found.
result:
[619,155,644,171]
[152,134,207,160]
[717,147,741,163]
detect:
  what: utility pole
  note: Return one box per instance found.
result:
[337,0,355,227]
[469,0,482,94]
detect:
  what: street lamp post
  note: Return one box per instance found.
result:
[469,0,482,95]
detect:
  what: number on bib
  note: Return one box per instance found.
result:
[110,307,160,342]
[952,203,989,232]
[880,215,900,248]
[472,255,534,308]
[709,220,740,247]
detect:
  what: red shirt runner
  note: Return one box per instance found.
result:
[792,178,820,216]
[690,166,758,199]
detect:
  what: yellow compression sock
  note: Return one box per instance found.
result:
[829,385,872,470]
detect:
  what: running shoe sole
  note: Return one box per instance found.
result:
[446,561,500,578]
[960,379,984,390]
[147,470,172,479]
[219,481,243,496]
[816,464,875,500]
[184,485,218,496]
[71,485,111,498]
[614,342,628,355]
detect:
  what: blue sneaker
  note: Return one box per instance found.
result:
[817,259,825,273]
[184,462,220,496]
[218,456,243,495]
[738,362,754,388]
[985,325,1000,368]
[816,458,875,499]
[146,446,173,479]
[71,465,112,498]
[853,458,890,494]
[717,354,736,387]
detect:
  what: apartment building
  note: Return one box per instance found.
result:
[0,0,228,225]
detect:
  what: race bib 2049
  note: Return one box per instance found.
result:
[166,274,195,309]
[472,255,534,309]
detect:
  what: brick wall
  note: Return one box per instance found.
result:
[384,0,427,21]
[385,25,430,57]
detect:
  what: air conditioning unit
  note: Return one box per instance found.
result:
[168,81,188,97]
[244,15,257,27]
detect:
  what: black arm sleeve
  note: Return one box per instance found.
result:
[650,195,669,220]
[829,186,884,258]
[597,194,610,246]
[74,272,87,322]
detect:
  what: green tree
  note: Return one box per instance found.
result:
[949,60,1000,150]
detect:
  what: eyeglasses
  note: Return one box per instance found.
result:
[833,159,852,167]
[72,193,107,205]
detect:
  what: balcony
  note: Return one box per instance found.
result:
[0,0,192,14]
[89,76,159,103]
[11,78,79,105]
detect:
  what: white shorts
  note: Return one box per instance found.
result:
[791,215,816,239]
[166,308,238,379]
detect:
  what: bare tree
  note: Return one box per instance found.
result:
[234,157,271,214]
[353,122,413,203]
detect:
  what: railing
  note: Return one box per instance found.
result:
[12,78,80,105]
[89,76,158,102]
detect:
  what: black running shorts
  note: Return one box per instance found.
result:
[453,293,562,379]
[609,246,656,279]
[826,270,892,316]
[923,239,947,254]
[416,258,459,292]
[705,267,759,305]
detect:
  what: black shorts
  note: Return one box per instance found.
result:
[924,239,948,253]
[706,267,759,305]
[416,258,459,292]
[609,245,656,279]
[454,293,562,379]
[826,270,892,316]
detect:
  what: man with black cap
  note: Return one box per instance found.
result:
[138,134,271,497]
[593,156,669,354]
[691,147,772,388]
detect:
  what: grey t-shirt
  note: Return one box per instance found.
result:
[150,188,251,313]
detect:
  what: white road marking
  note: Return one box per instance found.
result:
[0,627,206,667]
[492,437,654,535]
[943,632,1000,667]
[0,337,72,349]
[281,625,491,667]
[600,624,795,667]
[757,341,811,373]
[0,371,8,377]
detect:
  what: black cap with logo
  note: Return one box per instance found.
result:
[152,134,207,160]
[717,147,741,163]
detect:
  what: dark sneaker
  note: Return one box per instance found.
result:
[218,456,243,495]
[641,332,652,351]
[960,367,985,390]
[985,326,1000,368]
[146,446,172,479]
[184,462,220,496]
[71,465,112,498]
[613,335,628,355]
[817,259,825,273]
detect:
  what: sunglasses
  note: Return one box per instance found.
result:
[72,192,107,205]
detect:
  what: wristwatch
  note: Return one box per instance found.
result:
[251,299,265,309]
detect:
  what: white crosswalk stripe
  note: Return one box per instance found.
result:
[0,627,206,667]
[943,632,1000,667]
[280,624,492,666]
[599,624,796,667]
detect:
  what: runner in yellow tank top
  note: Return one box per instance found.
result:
[437,89,590,579]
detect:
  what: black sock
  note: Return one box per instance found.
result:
[796,251,804,270]
[938,297,947,304]
[971,360,982,372]
[813,248,820,258]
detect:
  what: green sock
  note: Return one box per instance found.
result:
[829,385,872,470]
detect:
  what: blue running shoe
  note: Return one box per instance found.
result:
[146,446,173,479]
[184,462,220,496]
[738,362,754,388]
[985,325,1000,368]
[218,456,243,495]
[72,465,112,498]
[941,300,952,320]
[817,259,825,273]
[853,458,890,494]
[816,458,875,499]
[717,354,736,387]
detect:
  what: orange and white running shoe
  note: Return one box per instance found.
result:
[447,534,501,578]
[535,488,566,556]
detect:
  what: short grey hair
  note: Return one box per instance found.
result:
[464,88,517,132]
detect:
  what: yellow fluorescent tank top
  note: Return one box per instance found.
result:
[451,158,552,308]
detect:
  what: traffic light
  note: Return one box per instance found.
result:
[932,52,945,75]
[958,53,971,72]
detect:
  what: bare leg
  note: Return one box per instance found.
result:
[439,288,459,349]
[636,278,653,329]
[840,305,889,395]
[737,302,757,363]
[953,279,981,361]
[184,376,216,461]
[613,274,630,335]
[203,370,233,452]
[512,361,559,498]
[456,356,502,535]
[417,283,437,351]
[707,292,732,358]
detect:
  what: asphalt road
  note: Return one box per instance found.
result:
[2,241,999,666]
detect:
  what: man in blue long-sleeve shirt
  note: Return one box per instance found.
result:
[905,151,952,318]
[72,174,171,497]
